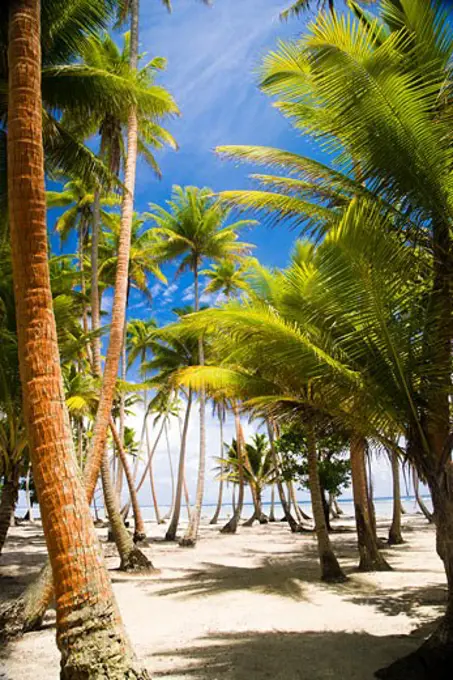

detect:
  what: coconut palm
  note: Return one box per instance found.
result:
[5,0,151,674]
[140,309,200,541]
[147,185,254,546]
[221,433,276,526]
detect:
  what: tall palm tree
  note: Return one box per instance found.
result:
[148,185,254,546]
[140,310,200,541]
[6,0,149,675]
[83,19,178,508]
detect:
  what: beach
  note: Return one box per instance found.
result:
[0,512,445,680]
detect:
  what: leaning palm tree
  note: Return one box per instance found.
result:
[147,186,254,546]
[5,0,150,675]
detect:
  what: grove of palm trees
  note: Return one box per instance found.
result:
[1,0,452,678]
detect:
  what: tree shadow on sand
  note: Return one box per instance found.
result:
[150,629,426,680]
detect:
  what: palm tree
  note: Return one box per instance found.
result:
[83,22,178,508]
[5,0,149,675]
[148,185,254,546]
[140,310,200,541]
[388,450,404,546]
[222,433,276,526]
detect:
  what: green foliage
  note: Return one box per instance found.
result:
[276,424,350,497]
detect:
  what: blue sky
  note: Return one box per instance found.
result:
[47,0,441,509]
[125,0,311,323]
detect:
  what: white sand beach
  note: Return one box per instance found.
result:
[0,513,445,680]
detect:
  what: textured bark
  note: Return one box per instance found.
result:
[100,448,152,572]
[376,477,453,680]
[210,411,224,525]
[166,390,192,541]
[307,425,346,583]
[413,468,434,523]
[164,422,175,519]
[90,188,102,372]
[83,0,141,506]
[267,420,300,533]
[269,485,276,522]
[115,330,127,501]
[0,563,53,642]
[350,436,391,571]
[147,416,162,524]
[0,465,20,554]
[388,451,404,545]
[243,486,268,527]
[329,493,340,520]
[109,419,146,542]
[181,264,206,547]
[7,3,147,674]
[220,405,245,534]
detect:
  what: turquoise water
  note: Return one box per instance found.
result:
[18,495,433,522]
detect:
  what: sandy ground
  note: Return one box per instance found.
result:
[0,513,446,679]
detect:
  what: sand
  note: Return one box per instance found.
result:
[0,513,446,679]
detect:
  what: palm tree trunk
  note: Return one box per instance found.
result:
[115,330,127,500]
[166,390,193,541]
[78,220,89,338]
[25,463,34,523]
[110,418,146,542]
[100,447,151,572]
[388,450,404,545]
[162,422,175,520]
[181,264,206,547]
[269,485,276,522]
[210,410,224,525]
[77,418,84,468]
[0,563,54,642]
[220,404,245,534]
[83,0,141,505]
[6,3,148,674]
[413,468,434,523]
[350,435,391,571]
[90,188,102,371]
[146,415,162,524]
[0,465,20,555]
[243,483,260,527]
[183,476,192,521]
[266,420,299,533]
[306,425,346,583]
[134,416,165,494]
[231,485,237,514]
[366,448,379,543]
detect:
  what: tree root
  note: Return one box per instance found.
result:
[119,547,155,573]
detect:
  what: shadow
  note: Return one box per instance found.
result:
[150,630,424,680]
[348,582,447,621]
[146,551,360,601]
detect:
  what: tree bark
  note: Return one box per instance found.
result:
[109,418,146,542]
[388,450,404,545]
[210,410,224,525]
[306,424,346,583]
[181,263,206,547]
[269,485,276,522]
[350,436,391,571]
[0,465,20,554]
[7,2,148,674]
[146,415,163,524]
[82,0,141,506]
[166,390,193,541]
[220,404,245,534]
[413,468,434,523]
[163,421,175,520]
[100,447,152,572]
